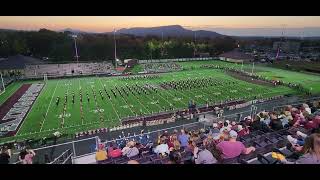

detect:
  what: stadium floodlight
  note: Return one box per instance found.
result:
[114,29,117,69]
[72,35,79,63]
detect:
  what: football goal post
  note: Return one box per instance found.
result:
[44,73,48,82]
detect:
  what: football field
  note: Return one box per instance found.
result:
[0,67,297,142]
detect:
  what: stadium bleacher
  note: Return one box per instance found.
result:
[90,99,320,164]
[24,62,114,78]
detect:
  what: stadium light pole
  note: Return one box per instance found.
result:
[114,29,117,69]
[193,31,197,58]
[72,35,79,63]
[161,31,164,57]
[0,73,5,93]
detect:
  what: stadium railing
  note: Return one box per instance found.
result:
[11,136,99,164]
[48,149,72,164]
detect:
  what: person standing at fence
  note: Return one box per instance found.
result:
[96,143,107,163]
[19,148,36,164]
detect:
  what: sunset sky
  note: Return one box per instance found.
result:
[1,16,320,36]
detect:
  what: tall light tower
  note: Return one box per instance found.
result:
[161,31,164,57]
[114,29,117,69]
[72,35,79,63]
[193,31,197,57]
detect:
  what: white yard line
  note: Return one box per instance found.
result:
[130,83,164,110]
[97,78,122,121]
[113,84,136,115]
[61,80,71,126]
[40,81,59,132]
[126,88,151,114]
[78,79,85,125]
[91,79,105,122]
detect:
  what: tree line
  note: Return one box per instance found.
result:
[0,29,237,62]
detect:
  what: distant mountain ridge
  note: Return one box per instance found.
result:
[115,25,224,38]
[59,28,91,34]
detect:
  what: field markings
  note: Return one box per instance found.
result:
[40,81,59,132]
[16,82,46,135]
[132,84,164,111]
[78,78,85,125]
[97,77,122,122]
[112,84,136,115]
[0,83,22,105]
[61,80,71,127]
[152,78,185,100]
[122,85,151,114]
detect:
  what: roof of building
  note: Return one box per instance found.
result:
[0,55,44,70]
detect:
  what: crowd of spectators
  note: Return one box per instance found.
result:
[94,100,320,164]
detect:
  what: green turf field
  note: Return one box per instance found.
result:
[177,60,320,93]
[2,59,319,143]
[0,82,23,106]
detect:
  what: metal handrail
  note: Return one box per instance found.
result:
[48,149,71,164]
[12,136,98,155]
[62,153,73,164]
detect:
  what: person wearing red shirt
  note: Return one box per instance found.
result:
[108,147,122,158]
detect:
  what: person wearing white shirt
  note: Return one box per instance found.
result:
[154,139,169,156]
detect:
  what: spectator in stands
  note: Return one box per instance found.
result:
[269,113,284,131]
[210,123,219,134]
[311,101,320,114]
[237,124,250,137]
[303,115,319,130]
[199,128,207,140]
[108,146,122,158]
[282,133,320,164]
[210,128,222,144]
[107,142,115,155]
[193,139,217,164]
[302,104,311,115]
[178,129,189,149]
[122,141,139,158]
[154,138,170,157]
[171,140,181,152]
[217,130,255,159]
[19,148,36,164]
[95,143,107,163]
[190,132,201,144]
[220,123,231,141]
[250,114,271,132]
[0,146,11,164]
[288,131,309,147]
[168,134,177,149]
[167,150,183,164]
